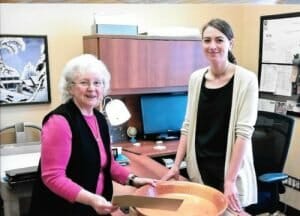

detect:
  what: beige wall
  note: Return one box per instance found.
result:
[0,3,244,128]
[1,3,300,209]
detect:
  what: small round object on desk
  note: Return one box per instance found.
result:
[127,126,137,143]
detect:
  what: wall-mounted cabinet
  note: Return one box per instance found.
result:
[83,35,208,95]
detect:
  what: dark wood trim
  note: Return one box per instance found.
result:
[108,86,188,95]
[83,34,201,41]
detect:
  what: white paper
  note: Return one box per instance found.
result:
[260,64,293,96]
[262,17,300,64]
[292,104,300,113]
[286,100,300,113]
[274,66,293,96]
[260,64,277,92]
[258,98,276,112]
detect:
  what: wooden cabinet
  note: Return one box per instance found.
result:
[83,35,208,95]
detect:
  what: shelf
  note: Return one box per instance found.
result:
[83,34,201,41]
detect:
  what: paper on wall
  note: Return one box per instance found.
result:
[258,98,276,112]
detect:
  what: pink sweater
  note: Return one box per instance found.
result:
[41,114,130,202]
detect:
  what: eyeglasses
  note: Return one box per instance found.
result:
[72,80,104,88]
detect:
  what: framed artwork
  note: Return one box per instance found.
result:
[0,35,51,106]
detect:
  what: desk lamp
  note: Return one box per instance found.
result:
[102,97,131,126]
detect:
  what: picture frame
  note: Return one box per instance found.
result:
[0,34,51,106]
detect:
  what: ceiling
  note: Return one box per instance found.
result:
[0,0,299,3]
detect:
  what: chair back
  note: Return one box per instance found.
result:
[246,111,295,214]
[0,122,41,145]
[252,111,294,177]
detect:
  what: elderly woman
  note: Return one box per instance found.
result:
[30,54,155,216]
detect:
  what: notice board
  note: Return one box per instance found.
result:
[258,12,300,117]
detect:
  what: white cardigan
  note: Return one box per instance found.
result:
[181,65,258,207]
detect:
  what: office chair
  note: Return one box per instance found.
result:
[246,111,295,215]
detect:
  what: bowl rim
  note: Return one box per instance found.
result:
[133,180,228,215]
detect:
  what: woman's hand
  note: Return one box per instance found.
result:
[161,165,180,181]
[227,208,251,216]
[224,180,242,213]
[132,177,157,188]
[89,194,118,215]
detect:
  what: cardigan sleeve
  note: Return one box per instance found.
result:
[235,69,259,139]
[181,68,206,136]
[181,76,193,136]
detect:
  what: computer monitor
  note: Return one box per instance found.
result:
[140,92,187,140]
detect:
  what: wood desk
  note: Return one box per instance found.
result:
[112,151,186,216]
[115,140,179,158]
[112,141,183,216]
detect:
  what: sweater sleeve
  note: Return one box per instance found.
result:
[41,115,82,203]
[110,157,130,184]
[181,68,205,136]
[235,71,259,139]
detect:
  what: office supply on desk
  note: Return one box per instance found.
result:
[94,24,138,35]
[0,149,40,181]
[5,166,37,186]
[121,140,178,158]
[115,153,130,166]
[112,195,183,211]
[127,126,137,143]
[161,158,187,169]
[0,142,40,216]
[153,145,166,150]
[112,146,130,166]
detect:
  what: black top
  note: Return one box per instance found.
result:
[195,74,234,161]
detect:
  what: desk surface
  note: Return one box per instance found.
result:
[112,151,186,216]
[115,140,179,158]
[112,140,183,216]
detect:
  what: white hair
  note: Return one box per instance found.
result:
[59,54,111,103]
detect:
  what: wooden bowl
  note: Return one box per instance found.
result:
[133,181,227,216]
